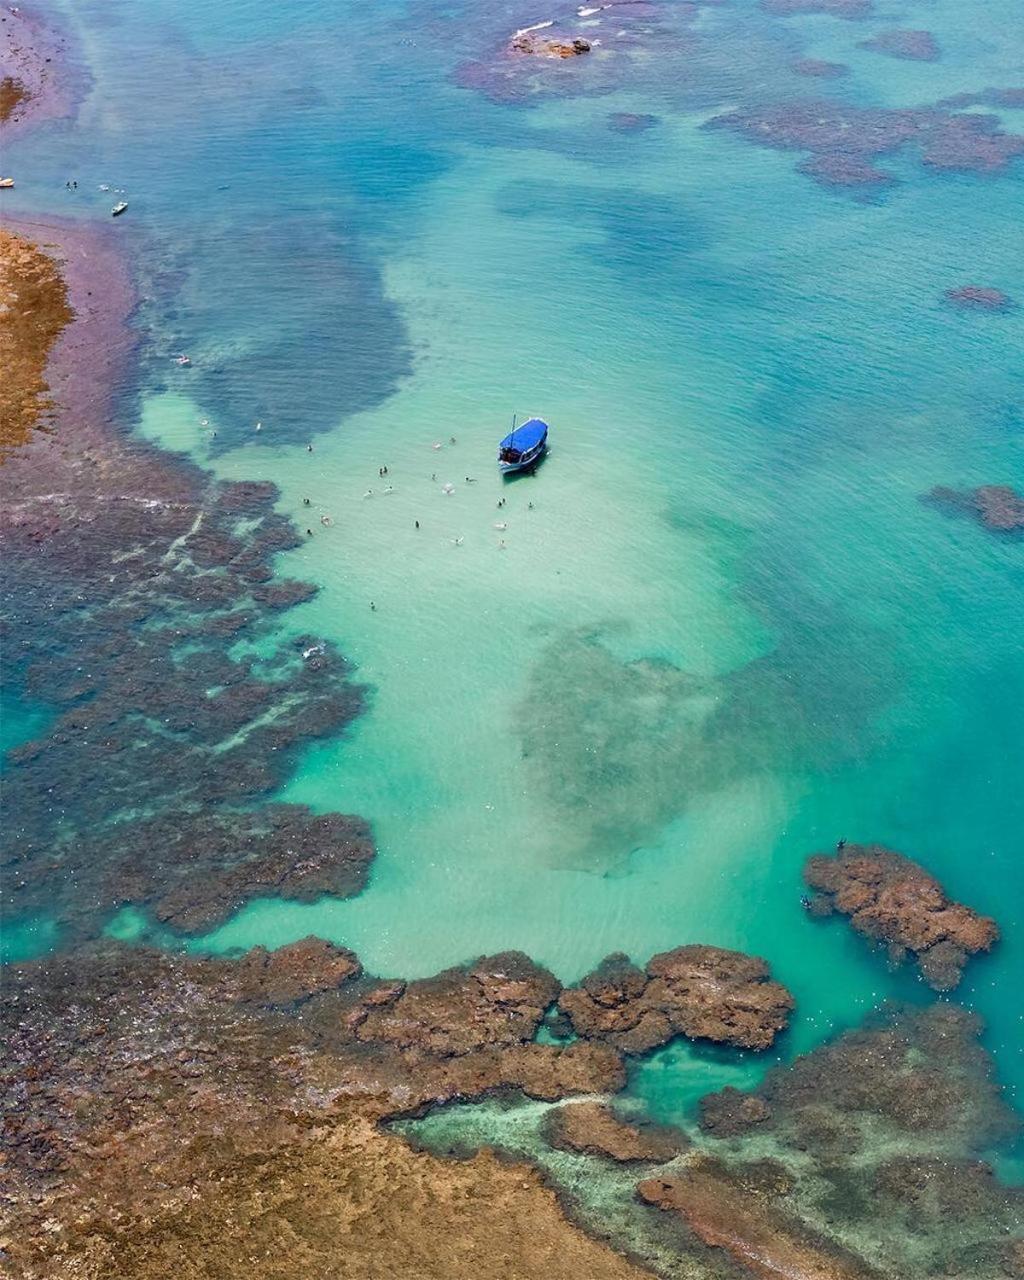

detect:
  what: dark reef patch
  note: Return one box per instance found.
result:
[944,284,1017,312]
[0,220,374,949]
[791,58,849,78]
[803,843,999,990]
[858,29,940,62]
[925,483,1024,534]
[706,98,1024,190]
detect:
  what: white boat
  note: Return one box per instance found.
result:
[111,201,128,217]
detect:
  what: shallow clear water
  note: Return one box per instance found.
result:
[6,0,1023,1127]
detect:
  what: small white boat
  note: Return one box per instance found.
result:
[111,201,128,217]
[0,177,14,190]
[498,416,549,473]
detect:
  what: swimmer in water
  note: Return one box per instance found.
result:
[321,515,333,526]
[449,436,456,445]
[451,536,464,546]
[431,473,437,482]
[494,521,507,530]
[465,476,476,483]
[370,601,376,611]
[363,489,374,498]
[255,422,262,432]
[383,485,394,494]
[306,528,313,536]
[307,443,313,452]
[415,520,420,529]
[303,498,311,506]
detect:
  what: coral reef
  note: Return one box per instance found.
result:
[638,1156,880,1279]
[803,843,999,989]
[608,111,660,132]
[706,99,1024,190]
[681,1005,1024,1279]
[925,483,1024,534]
[791,58,849,78]
[558,946,794,1052]
[1,222,374,946]
[858,29,940,62]
[541,1100,689,1162]
[0,943,649,1280]
[945,284,1017,311]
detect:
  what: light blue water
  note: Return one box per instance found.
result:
[5,0,1023,1128]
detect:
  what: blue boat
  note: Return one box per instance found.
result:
[498,416,548,473]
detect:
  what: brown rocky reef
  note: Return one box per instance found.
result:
[639,1155,881,1279]
[925,483,1024,533]
[681,1004,1023,1279]
[1,941,650,1280]
[558,944,795,1052]
[945,284,1017,311]
[803,843,999,989]
[542,1100,689,1162]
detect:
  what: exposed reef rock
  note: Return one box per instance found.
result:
[558,946,794,1052]
[858,29,940,62]
[510,31,592,59]
[0,228,73,452]
[944,284,1017,311]
[2,942,649,1280]
[925,483,1024,533]
[803,844,999,989]
[542,1100,689,1162]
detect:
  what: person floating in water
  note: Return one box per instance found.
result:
[800,895,812,911]
[306,528,313,536]
[415,520,420,529]
[307,443,313,452]
[302,497,311,506]
[449,436,456,445]
[370,601,377,611]
[836,837,847,852]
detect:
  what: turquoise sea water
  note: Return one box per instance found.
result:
[5,0,1023,1133]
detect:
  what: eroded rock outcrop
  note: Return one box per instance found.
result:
[558,945,794,1052]
[803,844,999,989]
[542,1100,689,1162]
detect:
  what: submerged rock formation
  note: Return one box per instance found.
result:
[925,483,1024,533]
[0,221,375,948]
[558,945,794,1052]
[680,1005,1024,1280]
[858,29,940,61]
[542,1101,689,1162]
[638,1157,881,1279]
[803,844,999,989]
[945,284,1017,311]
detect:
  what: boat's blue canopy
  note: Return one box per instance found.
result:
[500,418,548,451]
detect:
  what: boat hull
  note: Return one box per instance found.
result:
[499,441,546,473]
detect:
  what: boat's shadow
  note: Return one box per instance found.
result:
[502,449,550,483]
